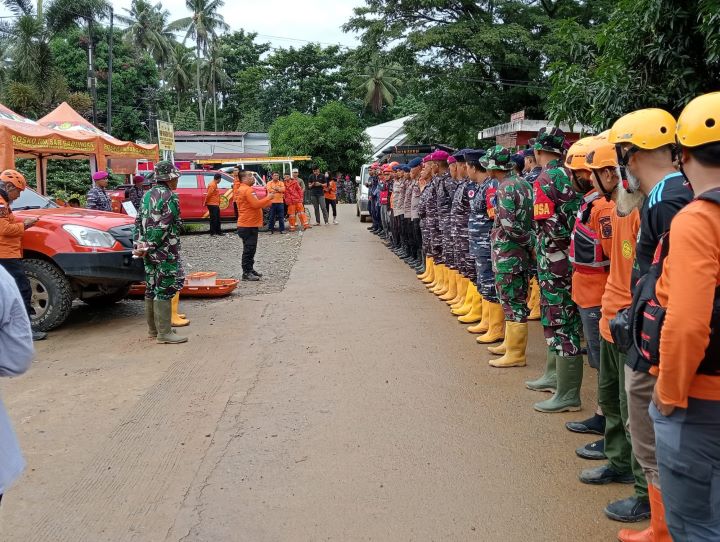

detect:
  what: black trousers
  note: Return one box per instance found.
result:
[412,219,422,256]
[326,199,337,218]
[0,258,32,317]
[207,205,221,235]
[236,227,259,274]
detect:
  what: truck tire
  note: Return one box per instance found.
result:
[22,259,74,332]
[82,285,132,306]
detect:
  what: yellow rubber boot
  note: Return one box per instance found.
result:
[477,302,505,343]
[431,265,448,294]
[489,321,528,367]
[422,259,436,284]
[439,269,459,300]
[171,292,190,327]
[488,335,507,355]
[528,277,541,321]
[418,256,433,281]
[448,276,468,306]
[452,281,474,313]
[427,264,443,289]
[435,267,453,296]
[464,295,487,328]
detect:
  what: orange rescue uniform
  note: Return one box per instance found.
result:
[0,193,24,258]
[655,200,720,408]
[205,180,220,206]
[235,184,272,228]
[266,180,286,204]
[324,180,337,201]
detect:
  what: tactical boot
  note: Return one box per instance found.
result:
[476,302,505,343]
[534,355,583,412]
[464,296,488,328]
[171,292,190,327]
[489,322,528,367]
[526,348,557,392]
[154,299,188,344]
[145,298,157,337]
[439,269,458,300]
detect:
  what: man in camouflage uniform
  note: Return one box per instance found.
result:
[86,171,112,211]
[135,160,188,345]
[485,145,534,367]
[526,127,583,412]
[447,150,474,308]
[417,156,435,280]
[521,148,543,320]
[433,150,458,298]
[423,153,449,292]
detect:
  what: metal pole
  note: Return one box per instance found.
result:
[107,7,113,133]
[88,18,98,126]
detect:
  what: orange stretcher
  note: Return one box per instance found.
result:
[129,278,239,298]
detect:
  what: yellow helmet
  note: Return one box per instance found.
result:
[676,92,720,147]
[608,108,676,149]
[585,141,618,170]
[565,133,607,170]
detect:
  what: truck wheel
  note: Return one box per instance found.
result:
[23,259,74,332]
[82,285,132,306]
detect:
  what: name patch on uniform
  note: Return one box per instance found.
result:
[599,216,612,239]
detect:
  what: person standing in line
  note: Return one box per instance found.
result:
[0,169,46,341]
[86,170,112,211]
[204,173,223,236]
[324,175,338,224]
[284,173,310,232]
[234,170,273,281]
[0,264,34,508]
[307,166,329,226]
[266,173,286,234]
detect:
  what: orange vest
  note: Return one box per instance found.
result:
[0,193,24,258]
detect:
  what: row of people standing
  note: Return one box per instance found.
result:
[368,92,720,542]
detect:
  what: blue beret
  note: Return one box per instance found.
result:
[521,148,535,158]
[391,164,401,171]
[464,149,486,164]
[510,153,526,171]
[407,157,423,168]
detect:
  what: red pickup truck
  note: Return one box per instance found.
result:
[13,188,144,331]
[109,170,267,222]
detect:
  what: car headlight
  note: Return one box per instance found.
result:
[63,225,117,248]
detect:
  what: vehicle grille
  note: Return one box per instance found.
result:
[108,224,135,249]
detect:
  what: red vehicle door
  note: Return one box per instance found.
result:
[176,172,204,220]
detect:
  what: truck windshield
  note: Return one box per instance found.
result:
[11,188,59,210]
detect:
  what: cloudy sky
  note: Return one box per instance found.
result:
[2,0,363,50]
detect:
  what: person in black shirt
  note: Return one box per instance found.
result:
[608,108,692,538]
[307,167,329,225]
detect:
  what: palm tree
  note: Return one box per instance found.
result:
[169,0,228,131]
[355,59,403,115]
[45,0,110,124]
[167,43,194,110]
[117,0,174,68]
[204,41,229,131]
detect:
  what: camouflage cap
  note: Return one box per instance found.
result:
[480,145,514,171]
[533,127,566,154]
[154,160,180,182]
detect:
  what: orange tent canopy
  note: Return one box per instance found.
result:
[38,102,159,169]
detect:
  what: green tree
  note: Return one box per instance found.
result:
[174,107,199,130]
[169,0,228,131]
[117,0,175,68]
[546,0,720,129]
[270,102,371,174]
[354,58,402,115]
[166,43,194,110]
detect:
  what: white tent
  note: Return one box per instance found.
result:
[364,115,415,160]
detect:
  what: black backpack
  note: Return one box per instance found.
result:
[629,188,720,374]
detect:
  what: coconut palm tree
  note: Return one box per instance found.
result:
[45,0,110,124]
[169,0,228,131]
[117,0,174,68]
[355,59,403,115]
[167,43,194,110]
[204,41,229,131]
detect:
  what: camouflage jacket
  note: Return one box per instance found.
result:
[86,186,112,212]
[137,183,182,265]
[524,166,543,184]
[491,173,534,273]
[436,172,458,219]
[450,178,471,235]
[423,175,441,224]
[469,176,497,238]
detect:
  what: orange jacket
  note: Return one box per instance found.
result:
[235,183,272,227]
[267,180,286,204]
[0,193,24,258]
[600,208,640,342]
[324,180,337,200]
[655,199,720,408]
[205,180,220,206]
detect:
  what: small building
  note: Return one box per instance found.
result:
[477,116,593,149]
[364,115,415,160]
[173,131,270,168]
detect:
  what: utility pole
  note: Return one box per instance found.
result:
[107,7,114,134]
[37,0,42,19]
[88,18,98,126]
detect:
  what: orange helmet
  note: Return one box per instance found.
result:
[0,169,26,191]
[585,141,619,170]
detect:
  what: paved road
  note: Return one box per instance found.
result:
[2,204,636,541]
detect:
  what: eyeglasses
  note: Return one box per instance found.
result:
[615,144,640,167]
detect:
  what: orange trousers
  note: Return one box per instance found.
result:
[287,203,309,230]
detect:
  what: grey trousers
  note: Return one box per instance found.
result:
[652,398,720,541]
[579,306,601,370]
[310,193,328,224]
[625,367,659,487]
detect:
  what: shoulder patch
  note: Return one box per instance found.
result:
[598,215,612,239]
